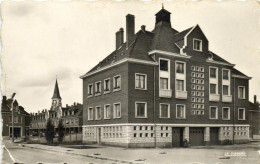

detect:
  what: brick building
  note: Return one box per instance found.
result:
[81,8,252,147]
[249,95,260,139]
[1,96,31,139]
[30,80,83,136]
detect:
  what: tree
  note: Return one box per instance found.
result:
[57,119,65,143]
[45,118,55,143]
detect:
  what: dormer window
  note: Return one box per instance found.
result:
[193,39,202,51]
[160,59,169,71]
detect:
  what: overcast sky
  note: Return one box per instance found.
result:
[1,0,260,113]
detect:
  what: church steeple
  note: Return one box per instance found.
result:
[51,79,62,110]
[155,6,171,24]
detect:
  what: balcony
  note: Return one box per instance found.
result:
[209,94,220,102]
[159,89,172,98]
[222,95,232,103]
[175,90,187,99]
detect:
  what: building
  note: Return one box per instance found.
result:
[81,7,252,147]
[1,96,31,139]
[30,80,83,136]
[249,95,260,139]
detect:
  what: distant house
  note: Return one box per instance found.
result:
[249,95,260,139]
[29,80,83,136]
[1,96,31,139]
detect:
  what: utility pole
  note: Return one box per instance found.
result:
[11,93,16,143]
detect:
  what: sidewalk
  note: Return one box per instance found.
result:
[19,142,259,164]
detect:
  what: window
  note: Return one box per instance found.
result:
[95,106,101,120]
[88,107,94,120]
[222,107,230,120]
[223,85,229,95]
[104,79,110,92]
[104,105,111,119]
[113,103,121,118]
[176,105,185,119]
[238,108,245,120]
[176,62,184,74]
[210,67,217,78]
[160,104,170,118]
[113,75,121,90]
[160,59,169,71]
[176,80,184,91]
[135,73,147,90]
[193,39,202,51]
[160,78,168,89]
[223,69,229,80]
[210,84,217,94]
[238,86,245,99]
[210,106,218,119]
[135,102,147,118]
[95,82,101,94]
[88,84,93,96]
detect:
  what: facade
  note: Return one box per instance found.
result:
[81,8,251,147]
[249,95,260,139]
[30,80,83,136]
[1,96,31,139]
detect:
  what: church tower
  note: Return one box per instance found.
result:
[51,79,62,110]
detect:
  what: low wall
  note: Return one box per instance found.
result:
[29,133,82,143]
[253,135,260,140]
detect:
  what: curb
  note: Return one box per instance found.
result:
[23,145,140,164]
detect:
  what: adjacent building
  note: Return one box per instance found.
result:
[1,96,31,139]
[81,7,252,148]
[30,80,83,135]
[249,95,260,139]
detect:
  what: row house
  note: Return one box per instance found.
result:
[249,95,260,139]
[81,7,252,147]
[1,96,31,139]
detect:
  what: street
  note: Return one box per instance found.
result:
[2,140,260,164]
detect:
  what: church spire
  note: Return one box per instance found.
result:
[52,79,61,99]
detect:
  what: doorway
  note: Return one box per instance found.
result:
[172,127,184,147]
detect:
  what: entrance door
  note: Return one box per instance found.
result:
[172,128,183,147]
[210,127,219,145]
[10,127,21,138]
[189,128,204,146]
[97,128,101,144]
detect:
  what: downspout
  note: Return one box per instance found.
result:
[233,77,235,144]
[153,64,157,148]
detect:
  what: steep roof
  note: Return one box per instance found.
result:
[52,80,61,99]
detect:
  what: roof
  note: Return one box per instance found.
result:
[52,80,61,99]
[62,103,83,117]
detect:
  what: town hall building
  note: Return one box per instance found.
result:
[81,7,251,147]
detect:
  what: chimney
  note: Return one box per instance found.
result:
[116,28,124,49]
[74,102,76,106]
[126,14,135,48]
[66,104,68,108]
[254,95,257,104]
[141,25,146,32]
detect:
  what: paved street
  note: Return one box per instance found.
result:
[2,140,260,164]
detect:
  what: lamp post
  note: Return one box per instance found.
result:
[11,93,16,143]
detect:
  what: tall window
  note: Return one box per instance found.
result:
[210,106,218,119]
[88,107,94,120]
[160,78,168,89]
[135,102,147,118]
[223,85,229,95]
[95,82,101,94]
[238,86,245,99]
[113,103,121,118]
[176,62,184,74]
[193,39,202,51]
[113,75,121,90]
[104,105,111,119]
[222,107,230,120]
[223,70,229,80]
[176,80,184,91]
[160,59,169,71]
[176,105,185,119]
[88,84,93,96]
[160,104,170,118]
[238,108,245,120]
[210,67,217,78]
[104,79,110,92]
[210,84,217,94]
[95,106,101,120]
[135,74,146,89]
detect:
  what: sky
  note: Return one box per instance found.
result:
[1,0,260,113]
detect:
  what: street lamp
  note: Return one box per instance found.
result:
[11,93,16,143]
